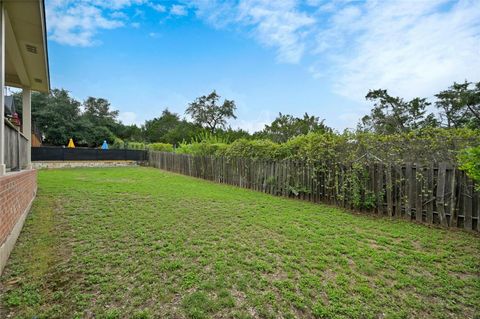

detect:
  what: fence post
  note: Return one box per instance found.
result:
[425,165,434,224]
[415,164,423,222]
[386,165,393,216]
[464,176,473,230]
[436,163,448,227]
[15,128,20,171]
[450,167,457,228]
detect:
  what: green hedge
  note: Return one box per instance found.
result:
[175,141,228,156]
[219,139,281,159]
[111,138,125,149]
[148,143,174,152]
[167,128,480,165]
[126,142,147,150]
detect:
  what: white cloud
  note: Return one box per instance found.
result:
[47,0,480,120]
[170,5,188,16]
[318,0,480,100]
[190,0,315,63]
[234,119,268,133]
[149,3,166,13]
[118,111,140,125]
[232,117,270,133]
[110,11,128,19]
[338,112,361,125]
[47,3,124,46]
[46,0,157,46]
[187,0,480,101]
[90,0,147,10]
[236,1,315,63]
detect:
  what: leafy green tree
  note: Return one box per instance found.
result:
[144,109,181,143]
[162,120,203,145]
[435,81,480,129]
[81,123,116,147]
[467,82,480,126]
[82,97,119,131]
[256,112,331,143]
[15,89,135,147]
[458,146,480,189]
[185,91,237,133]
[77,97,122,146]
[360,89,437,134]
[23,89,83,145]
[13,90,48,120]
[115,124,143,142]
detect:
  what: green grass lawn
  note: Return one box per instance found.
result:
[1,167,479,319]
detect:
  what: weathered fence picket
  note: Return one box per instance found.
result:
[149,151,479,231]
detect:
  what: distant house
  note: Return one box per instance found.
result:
[0,0,50,274]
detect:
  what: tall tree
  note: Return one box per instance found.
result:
[360,89,436,134]
[144,109,181,143]
[82,97,119,131]
[115,124,143,142]
[162,120,203,145]
[185,91,237,133]
[77,97,120,146]
[258,112,331,143]
[435,81,480,129]
[26,89,83,145]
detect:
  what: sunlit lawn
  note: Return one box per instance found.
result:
[0,167,478,319]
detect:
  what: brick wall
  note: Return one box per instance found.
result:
[0,170,37,248]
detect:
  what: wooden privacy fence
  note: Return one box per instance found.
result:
[149,151,479,232]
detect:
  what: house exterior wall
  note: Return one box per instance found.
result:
[0,169,37,274]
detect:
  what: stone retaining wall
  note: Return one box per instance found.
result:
[32,160,143,169]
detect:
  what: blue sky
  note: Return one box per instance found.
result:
[46,0,480,132]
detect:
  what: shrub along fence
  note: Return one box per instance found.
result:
[149,151,479,232]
